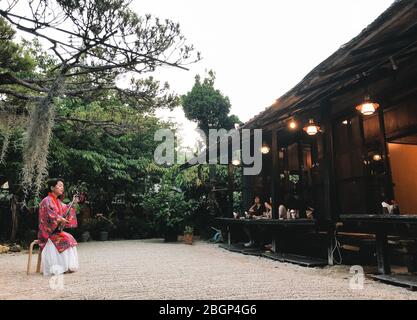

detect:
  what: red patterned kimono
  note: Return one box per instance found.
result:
[38,193,78,253]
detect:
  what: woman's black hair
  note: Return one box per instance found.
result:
[47,178,64,193]
[254,195,262,202]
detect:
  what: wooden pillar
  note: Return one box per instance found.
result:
[321,103,336,222]
[377,106,395,201]
[241,135,253,213]
[271,129,279,219]
[261,150,269,201]
[297,135,306,217]
[227,163,234,218]
[358,114,372,214]
[327,243,334,266]
[327,223,335,266]
[376,229,391,275]
[321,103,336,265]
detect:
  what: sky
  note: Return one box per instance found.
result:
[130,0,395,147]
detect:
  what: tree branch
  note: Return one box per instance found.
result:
[0,9,190,71]
[0,72,49,93]
[0,88,41,100]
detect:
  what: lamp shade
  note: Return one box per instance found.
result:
[303,119,320,136]
[356,95,380,116]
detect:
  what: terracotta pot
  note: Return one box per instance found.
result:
[183,233,193,245]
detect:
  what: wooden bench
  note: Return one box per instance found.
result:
[393,239,417,273]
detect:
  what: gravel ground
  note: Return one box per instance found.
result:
[1,239,417,300]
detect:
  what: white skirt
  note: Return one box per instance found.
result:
[41,239,79,276]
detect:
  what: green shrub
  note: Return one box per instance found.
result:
[114,215,153,239]
[142,185,196,237]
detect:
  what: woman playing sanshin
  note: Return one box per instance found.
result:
[38,178,79,276]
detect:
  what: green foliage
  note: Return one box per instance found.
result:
[233,191,243,213]
[158,163,242,238]
[181,70,242,137]
[113,215,153,239]
[184,225,194,235]
[0,18,35,73]
[142,185,196,235]
[49,118,167,197]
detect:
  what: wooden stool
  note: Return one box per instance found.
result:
[27,240,42,275]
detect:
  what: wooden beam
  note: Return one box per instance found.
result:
[350,25,417,56]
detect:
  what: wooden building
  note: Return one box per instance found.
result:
[184,0,417,288]
[242,0,417,222]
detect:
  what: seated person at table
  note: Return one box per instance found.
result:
[243,196,266,247]
[246,196,266,218]
[306,206,315,220]
[264,197,273,219]
[279,193,304,219]
[381,198,400,215]
[278,203,288,220]
[278,195,292,219]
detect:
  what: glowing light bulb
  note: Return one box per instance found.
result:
[288,120,297,130]
[373,154,382,161]
[261,146,270,154]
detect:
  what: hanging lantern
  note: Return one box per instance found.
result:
[356,95,380,116]
[373,154,382,162]
[288,119,297,130]
[303,119,320,136]
[261,145,270,154]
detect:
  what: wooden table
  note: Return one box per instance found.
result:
[339,214,417,275]
[215,217,316,243]
[216,217,319,254]
[215,217,316,227]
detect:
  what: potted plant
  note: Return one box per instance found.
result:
[183,226,194,245]
[78,218,92,242]
[95,213,116,241]
[143,185,195,242]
